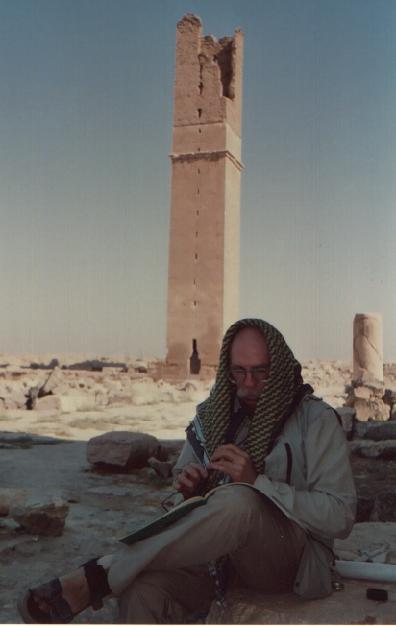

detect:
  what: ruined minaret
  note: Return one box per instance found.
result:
[166,14,243,376]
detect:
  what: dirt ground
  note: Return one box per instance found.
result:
[1,437,174,623]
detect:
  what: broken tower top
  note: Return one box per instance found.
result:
[174,14,243,134]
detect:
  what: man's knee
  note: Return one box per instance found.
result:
[208,484,265,520]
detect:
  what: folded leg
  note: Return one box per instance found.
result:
[117,565,213,624]
[109,484,306,596]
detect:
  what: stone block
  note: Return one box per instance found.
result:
[157,439,184,461]
[11,495,69,536]
[383,388,396,407]
[355,496,374,522]
[362,421,396,441]
[353,386,372,400]
[350,439,396,460]
[354,397,390,421]
[87,431,159,470]
[35,395,62,411]
[59,394,97,412]
[4,392,27,409]
[0,488,27,516]
[370,493,396,522]
[147,457,175,478]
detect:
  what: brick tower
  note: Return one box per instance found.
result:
[166,14,243,377]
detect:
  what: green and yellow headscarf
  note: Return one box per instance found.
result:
[197,318,313,481]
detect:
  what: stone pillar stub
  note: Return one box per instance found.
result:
[353,313,384,386]
[348,313,389,421]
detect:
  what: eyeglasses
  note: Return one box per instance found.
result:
[229,364,270,383]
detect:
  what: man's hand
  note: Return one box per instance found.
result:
[173,463,208,499]
[207,444,257,483]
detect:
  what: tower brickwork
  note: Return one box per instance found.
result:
[166,14,243,376]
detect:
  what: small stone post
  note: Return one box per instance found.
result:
[348,313,389,421]
[353,313,383,385]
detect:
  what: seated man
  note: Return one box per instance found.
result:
[18,318,356,624]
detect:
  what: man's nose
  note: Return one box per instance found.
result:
[244,371,256,387]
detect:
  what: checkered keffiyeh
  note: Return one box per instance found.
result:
[197,318,312,487]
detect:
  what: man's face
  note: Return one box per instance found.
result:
[229,327,270,410]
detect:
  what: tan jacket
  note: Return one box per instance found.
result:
[174,395,357,598]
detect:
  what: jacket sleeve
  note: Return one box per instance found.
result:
[172,440,198,478]
[254,408,357,540]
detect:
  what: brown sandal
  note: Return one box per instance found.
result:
[17,558,111,624]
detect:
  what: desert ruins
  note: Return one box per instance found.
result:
[1,13,396,625]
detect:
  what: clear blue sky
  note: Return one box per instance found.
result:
[1,0,395,360]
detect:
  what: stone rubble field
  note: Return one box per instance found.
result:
[1,355,396,623]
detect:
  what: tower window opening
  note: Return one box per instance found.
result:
[197,108,202,118]
[189,338,201,374]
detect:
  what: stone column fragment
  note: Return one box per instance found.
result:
[353,313,383,386]
[349,313,389,421]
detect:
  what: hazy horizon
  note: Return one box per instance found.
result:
[1,0,395,361]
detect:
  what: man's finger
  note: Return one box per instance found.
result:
[211,448,247,464]
[207,460,241,479]
[183,464,208,480]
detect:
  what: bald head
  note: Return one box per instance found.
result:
[230,327,269,365]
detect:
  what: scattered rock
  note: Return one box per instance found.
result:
[353,397,390,421]
[3,391,27,410]
[35,394,97,412]
[62,359,127,372]
[355,496,374,523]
[0,431,65,447]
[361,421,396,441]
[349,439,396,460]
[0,488,27,516]
[383,388,396,406]
[335,522,396,562]
[147,457,175,478]
[0,535,39,557]
[157,439,184,461]
[34,395,61,410]
[135,361,148,373]
[370,493,396,522]
[87,431,159,470]
[11,495,69,536]
[28,358,59,370]
[107,394,135,406]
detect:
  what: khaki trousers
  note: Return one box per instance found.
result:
[108,484,306,623]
